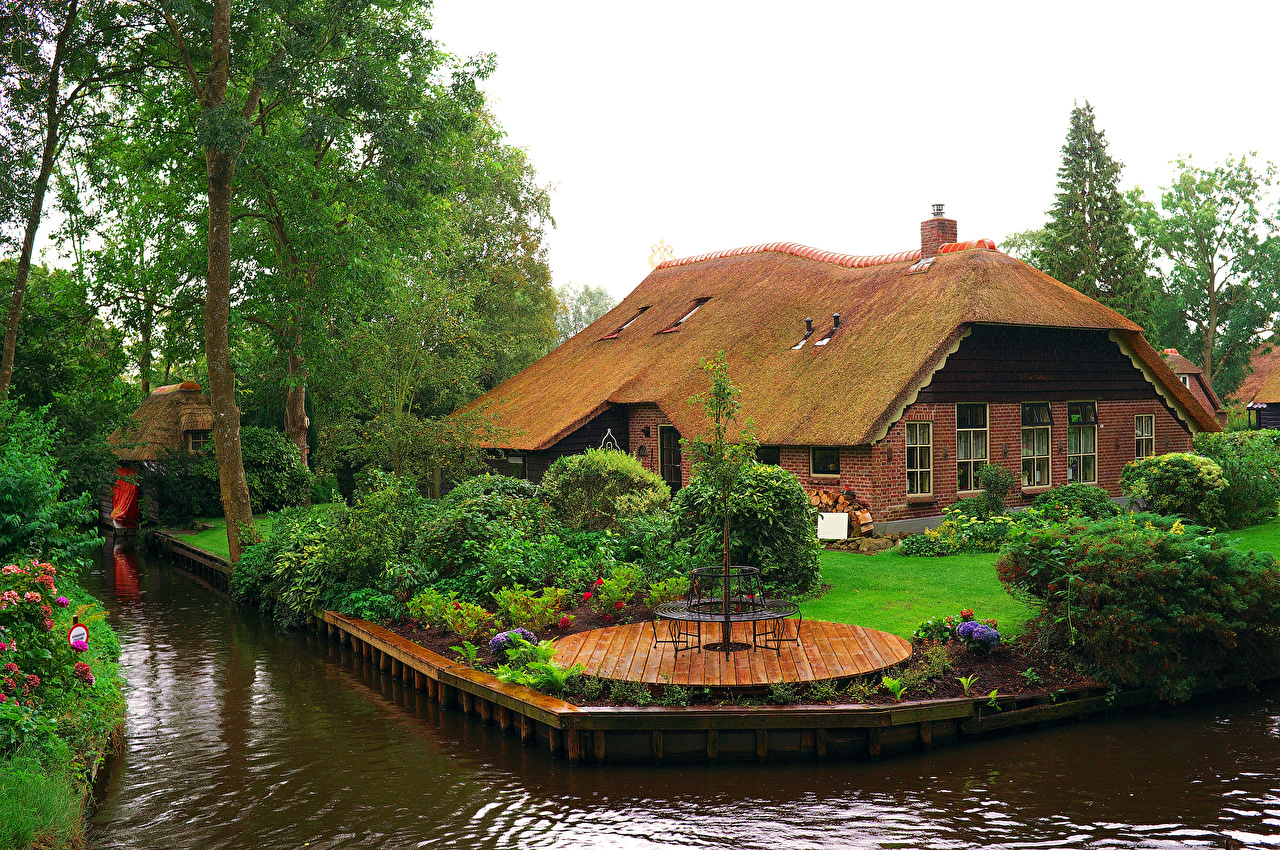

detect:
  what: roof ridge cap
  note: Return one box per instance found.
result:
[655,238,998,271]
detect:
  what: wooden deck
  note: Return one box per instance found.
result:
[553,620,912,689]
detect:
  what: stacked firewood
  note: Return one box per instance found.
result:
[805,488,874,536]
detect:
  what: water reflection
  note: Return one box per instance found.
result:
[85,542,1280,849]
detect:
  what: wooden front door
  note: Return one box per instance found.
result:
[658,425,682,492]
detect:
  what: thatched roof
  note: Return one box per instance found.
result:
[1160,348,1224,416]
[1237,344,1280,405]
[464,240,1217,449]
[109,382,213,462]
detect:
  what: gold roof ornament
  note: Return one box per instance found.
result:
[648,239,675,270]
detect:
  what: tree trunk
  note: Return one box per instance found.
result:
[139,308,153,395]
[1203,269,1219,392]
[0,0,78,399]
[284,349,309,467]
[205,146,255,561]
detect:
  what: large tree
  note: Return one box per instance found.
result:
[141,0,468,559]
[554,282,616,347]
[1031,102,1156,330]
[0,0,139,398]
[1130,154,1279,396]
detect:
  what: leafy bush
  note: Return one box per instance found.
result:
[899,528,961,557]
[493,635,583,695]
[645,575,690,607]
[672,461,821,597]
[491,585,569,631]
[1032,483,1121,522]
[489,628,537,661]
[447,473,539,502]
[539,449,670,531]
[997,512,1280,700]
[613,510,707,583]
[592,564,645,613]
[1119,452,1227,528]
[406,588,492,641]
[976,463,1016,516]
[1194,430,1280,529]
[333,588,402,623]
[0,403,98,567]
[240,426,313,512]
[900,509,1018,556]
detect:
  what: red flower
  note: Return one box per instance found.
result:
[960,609,975,620]
[452,601,461,609]
[74,662,94,685]
[614,601,624,609]
[594,578,604,587]
[603,614,613,624]
[582,592,592,601]
[558,616,572,629]
[24,674,39,690]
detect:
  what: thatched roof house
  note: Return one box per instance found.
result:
[463,207,1217,532]
[1159,349,1226,427]
[109,381,214,462]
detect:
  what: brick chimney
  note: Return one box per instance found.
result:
[920,203,957,258]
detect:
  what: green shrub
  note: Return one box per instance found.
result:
[333,587,402,623]
[900,509,1018,556]
[672,461,821,597]
[0,403,99,567]
[1193,430,1280,528]
[447,473,539,502]
[491,584,569,631]
[540,449,670,531]
[593,564,645,613]
[612,510,707,582]
[1032,483,1121,522]
[493,636,583,696]
[899,528,961,556]
[1119,452,1227,527]
[143,426,311,524]
[976,463,1016,516]
[996,512,1280,700]
[644,575,690,607]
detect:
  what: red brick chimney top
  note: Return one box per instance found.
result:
[921,204,958,259]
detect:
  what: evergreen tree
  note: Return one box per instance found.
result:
[1034,102,1156,330]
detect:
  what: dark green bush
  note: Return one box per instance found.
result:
[0,402,99,567]
[1032,483,1121,522]
[1193,430,1280,529]
[613,510,710,582]
[976,463,1016,516]
[1119,452,1227,528]
[539,449,670,531]
[672,461,821,597]
[997,512,1280,701]
[447,472,539,502]
[142,426,311,525]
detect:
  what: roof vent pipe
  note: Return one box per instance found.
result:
[805,317,813,333]
[932,203,945,217]
[832,313,841,329]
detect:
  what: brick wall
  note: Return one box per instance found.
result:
[627,403,694,487]
[921,216,958,258]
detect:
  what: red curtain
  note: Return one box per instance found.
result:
[111,466,140,527]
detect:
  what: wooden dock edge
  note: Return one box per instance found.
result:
[153,530,233,586]
[315,611,1279,765]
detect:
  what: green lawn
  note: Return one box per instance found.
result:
[1222,517,1280,556]
[802,547,1034,639]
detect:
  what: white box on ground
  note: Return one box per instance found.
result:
[817,511,849,540]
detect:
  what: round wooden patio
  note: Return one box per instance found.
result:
[553,620,911,690]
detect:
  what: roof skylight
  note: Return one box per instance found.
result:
[657,298,710,334]
[599,306,650,340]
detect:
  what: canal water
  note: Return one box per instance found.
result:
[85,543,1280,849]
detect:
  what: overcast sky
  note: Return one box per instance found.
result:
[431,0,1280,301]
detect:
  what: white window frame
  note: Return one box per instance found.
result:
[956,403,988,493]
[906,421,933,496]
[185,429,212,452]
[810,446,840,478]
[1066,401,1098,484]
[1021,403,1052,488]
[1135,414,1155,459]
[1180,374,1191,388]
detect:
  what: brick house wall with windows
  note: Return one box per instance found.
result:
[463,207,1219,531]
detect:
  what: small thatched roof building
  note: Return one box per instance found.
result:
[110,381,214,462]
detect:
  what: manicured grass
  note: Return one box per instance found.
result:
[1222,516,1280,556]
[801,547,1035,640]
[172,505,336,559]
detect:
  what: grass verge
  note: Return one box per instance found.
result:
[802,547,1034,639]
[172,504,335,560]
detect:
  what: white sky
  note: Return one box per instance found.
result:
[432,0,1280,301]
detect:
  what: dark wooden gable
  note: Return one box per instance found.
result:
[916,324,1161,403]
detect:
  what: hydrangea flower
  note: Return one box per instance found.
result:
[3,662,18,675]
[71,639,88,653]
[74,662,94,686]
[36,574,55,591]
[24,674,39,690]
[23,591,40,604]
[489,628,537,660]
[55,596,69,608]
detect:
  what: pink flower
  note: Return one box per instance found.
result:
[0,694,6,703]
[55,597,68,608]
[0,590,18,610]
[36,574,55,591]
[582,592,592,601]
[24,674,39,689]
[39,604,51,618]
[614,601,625,610]
[40,618,53,632]
[23,591,41,604]
[74,662,94,685]
[557,616,572,629]
[2,565,27,575]
[71,640,88,653]
[3,662,18,675]
[40,563,55,576]
[0,643,6,652]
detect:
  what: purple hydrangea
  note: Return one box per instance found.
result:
[489,628,537,659]
[956,619,1001,650]
[71,639,88,653]
[55,596,69,608]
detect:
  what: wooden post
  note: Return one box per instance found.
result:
[756,729,768,761]
[548,726,562,758]
[461,690,474,715]
[816,728,828,761]
[380,651,391,673]
[438,682,452,709]
[413,670,426,692]
[706,729,718,762]
[500,706,514,735]
[868,727,882,760]
[565,729,581,762]
[594,730,606,762]
[918,721,932,750]
[651,730,663,761]
[520,714,534,746]
[391,659,402,679]
[363,641,372,660]
[478,698,492,725]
